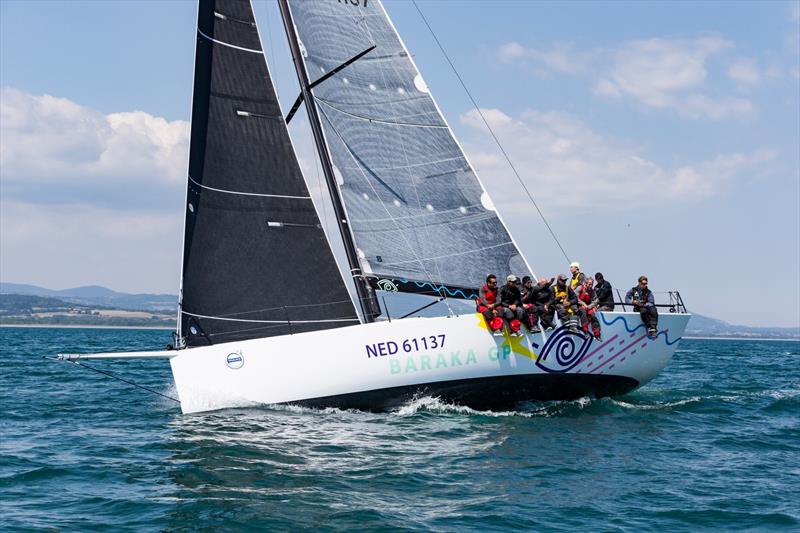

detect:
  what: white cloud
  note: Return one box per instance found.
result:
[499,36,756,120]
[593,78,621,98]
[459,107,776,211]
[601,37,755,119]
[0,200,182,293]
[0,88,190,291]
[498,42,526,62]
[0,88,189,196]
[728,58,761,85]
[609,37,730,98]
[497,41,585,74]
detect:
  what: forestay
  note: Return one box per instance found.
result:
[180,0,359,347]
[286,0,531,298]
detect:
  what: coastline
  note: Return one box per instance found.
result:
[0,324,173,330]
[684,336,799,342]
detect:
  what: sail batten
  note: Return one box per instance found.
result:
[179,0,360,346]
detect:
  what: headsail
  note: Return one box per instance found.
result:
[285,0,532,297]
[180,0,360,346]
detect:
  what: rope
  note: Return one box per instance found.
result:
[45,356,180,404]
[410,0,571,264]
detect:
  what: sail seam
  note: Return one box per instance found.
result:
[340,155,464,172]
[316,98,448,129]
[350,203,483,224]
[188,175,311,200]
[379,242,514,267]
[197,28,262,54]
[182,310,359,324]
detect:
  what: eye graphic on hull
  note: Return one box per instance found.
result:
[536,326,593,373]
[376,279,398,292]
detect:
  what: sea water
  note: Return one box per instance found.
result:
[1,327,798,531]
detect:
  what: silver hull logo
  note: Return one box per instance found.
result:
[226,351,244,369]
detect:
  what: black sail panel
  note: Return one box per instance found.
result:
[181,0,360,346]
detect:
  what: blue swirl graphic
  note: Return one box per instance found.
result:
[536,326,593,373]
[599,313,682,346]
[394,279,476,299]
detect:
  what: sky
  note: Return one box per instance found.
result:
[1,0,798,328]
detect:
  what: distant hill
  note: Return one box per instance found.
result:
[0,283,177,312]
[685,313,799,339]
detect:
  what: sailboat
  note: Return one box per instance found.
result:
[57,0,690,414]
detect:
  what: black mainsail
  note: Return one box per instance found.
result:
[179,0,360,346]
[284,0,533,299]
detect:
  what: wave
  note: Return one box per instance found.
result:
[609,396,702,410]
[394,395,536,417]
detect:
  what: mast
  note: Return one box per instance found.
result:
[277,0,379,323]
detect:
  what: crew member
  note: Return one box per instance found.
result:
[569,262,585,291]
[477,274,504,336]
[594,272,615,311]
[499,275,525,337]
[520,276,535,330]
[553,274,580,333]
[625,275,658,337]
[524,276,555,333]
[576,277,601,339]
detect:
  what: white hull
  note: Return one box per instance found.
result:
[169,311,690,414]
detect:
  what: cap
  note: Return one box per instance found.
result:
[507,274,518,282]
[557,274,567,282]
[570,261,580,269]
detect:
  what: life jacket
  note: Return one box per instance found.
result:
[477,284,497,311]
[577,285,594,304]
[553,284,568,303]
[570,272,583,290]
[554,284,574,315]
[482,285,496,304]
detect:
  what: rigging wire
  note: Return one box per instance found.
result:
[45,357,181,404]
[410,0,571,264]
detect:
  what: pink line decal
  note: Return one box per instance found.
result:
[588,332,649,374]
[580,334,619,363]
